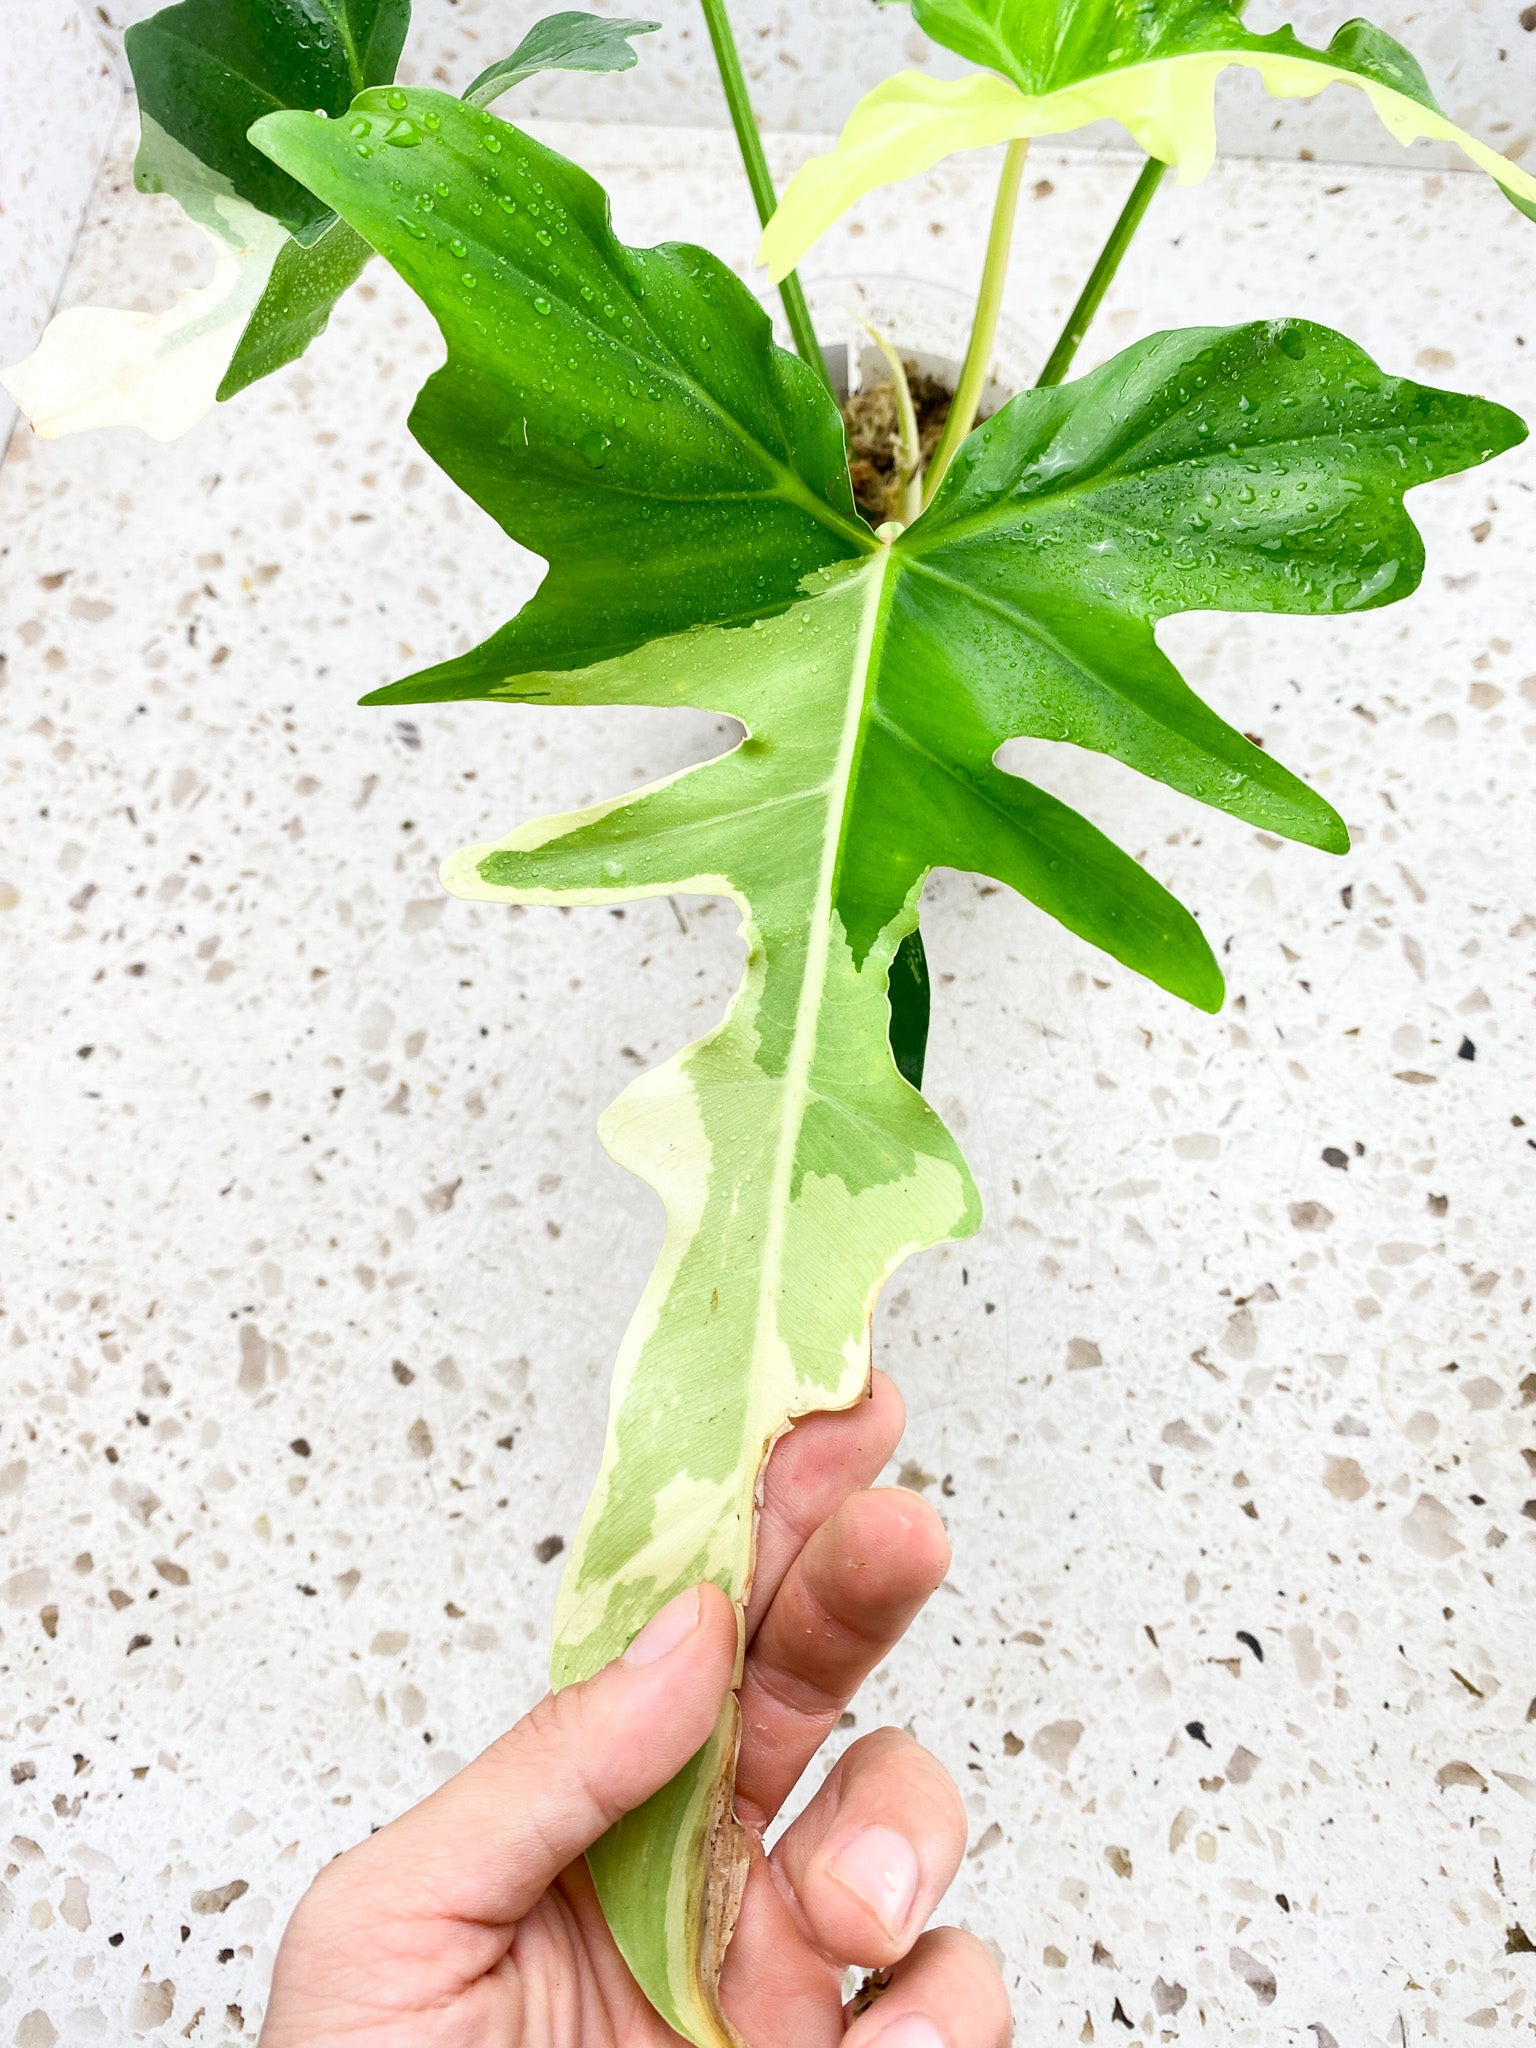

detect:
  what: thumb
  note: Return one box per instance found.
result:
[355,1582,739,1926]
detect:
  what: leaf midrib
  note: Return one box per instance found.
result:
[313,0,366,92]
[974,42,1390,108]
[748,554,895,1403]
[585,294,874,556]
[498,468,870,525]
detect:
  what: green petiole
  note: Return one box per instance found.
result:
[921,137,1029,506]
[1036,155,1169,388]
[859,316,923,526]
[697,0,829,388]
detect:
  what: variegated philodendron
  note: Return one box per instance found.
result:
[255,84,1518,2041]
[11,0,1531,2041]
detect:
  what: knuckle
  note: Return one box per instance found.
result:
[839,1726,968,1848]
[507,1682,623,1836]
[819,1491,950,1618]
[842,1722,917,1765]
[842,1722,941,1785]
[497,1680,597,1782]
[289,1842,385,1935]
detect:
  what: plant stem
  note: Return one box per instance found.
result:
[860,318,923,526]
[698,0,829,388]
[921,137,1029,508]
[1035,156,1168,388]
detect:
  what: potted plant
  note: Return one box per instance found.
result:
[5,2,1529,2041]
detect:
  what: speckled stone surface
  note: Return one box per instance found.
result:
[2,110,1534,2048]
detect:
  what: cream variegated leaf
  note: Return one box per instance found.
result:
[447,569,983,1695]
[0,121,294,443]
[760,3,1536,280]
[443,569,981,2039]
[437,540,1219,2041]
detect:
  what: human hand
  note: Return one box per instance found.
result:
[258,1371,1011,2048]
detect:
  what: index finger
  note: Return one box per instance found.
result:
[745,1369,906,1637]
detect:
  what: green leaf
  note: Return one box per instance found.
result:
[253,91,871,694]
[127,0,411,240]
[218,215,374,400]
[760,2,1536,278]
[0,0,409,441]
[253,90,1523,2048]
[462,11,660,110]
[887,926,931,1087]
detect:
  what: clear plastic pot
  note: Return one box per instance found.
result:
[766,272,1040,411]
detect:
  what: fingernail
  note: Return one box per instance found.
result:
[621,1586,702,1667]
[866,2017,945,2048]
[823,1825,922,1941]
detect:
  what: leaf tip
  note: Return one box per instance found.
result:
[1287,794,1350,859]
[1188,961,1226,1016]
[1489,400,1531,458]
[1165,928,1225,1016]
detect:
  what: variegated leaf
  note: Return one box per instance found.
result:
[760,2,1536,280]
[254,85,1524,2048]
[1,0,407,440]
